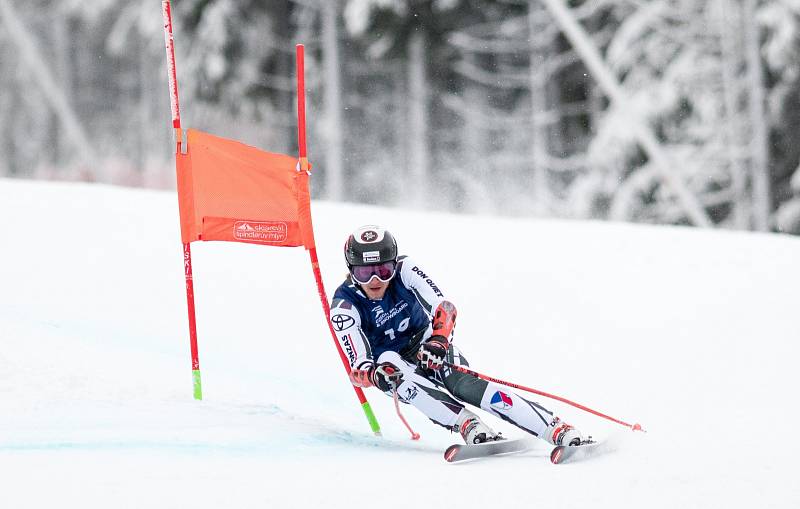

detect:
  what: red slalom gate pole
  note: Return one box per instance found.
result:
[445,362,644,432]
[163,0,202,400]
[295,44,380,435]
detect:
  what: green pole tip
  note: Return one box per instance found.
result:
[361,401,381,435]
[192,369,203,400]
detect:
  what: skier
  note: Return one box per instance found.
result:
[330,225,585,446]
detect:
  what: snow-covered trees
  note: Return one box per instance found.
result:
[579,0,770,229]
[0,0,172,185]
[1,0,799,233]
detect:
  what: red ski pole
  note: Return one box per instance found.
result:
[444,362,644,432]
[392,388,420,440]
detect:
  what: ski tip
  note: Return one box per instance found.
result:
[444,444,460,463]
[551,440,600,464]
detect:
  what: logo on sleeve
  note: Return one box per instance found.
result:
[411,266,443,297]
[331,314,355,331]
[341,334,356,364]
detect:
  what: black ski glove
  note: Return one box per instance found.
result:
[371,362,404,392]
[417,337,448,371]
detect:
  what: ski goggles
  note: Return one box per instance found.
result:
[350,260,397,285]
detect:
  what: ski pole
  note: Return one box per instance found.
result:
[444,362,644,432]
[392,387,420,440]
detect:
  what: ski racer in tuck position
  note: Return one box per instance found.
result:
[330,225,584,446]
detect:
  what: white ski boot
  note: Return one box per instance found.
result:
[457,411,501,444]
[545,417,583,446]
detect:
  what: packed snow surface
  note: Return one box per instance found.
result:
[2,179,799,508]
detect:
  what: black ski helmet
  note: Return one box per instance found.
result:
[344,225,398,267]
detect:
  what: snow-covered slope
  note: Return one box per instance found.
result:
[1,179,799,508]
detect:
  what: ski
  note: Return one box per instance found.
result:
[444,438,536,463]
[550,440,601,464]
[445,438,606,464]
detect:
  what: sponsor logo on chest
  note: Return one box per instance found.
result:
[372,301,409,327]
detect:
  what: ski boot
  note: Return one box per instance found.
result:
[545,417,584,446]
[457,411,502,444]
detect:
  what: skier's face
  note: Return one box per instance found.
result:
[361,277,389,300]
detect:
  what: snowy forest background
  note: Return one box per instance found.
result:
[2,0,800,233]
